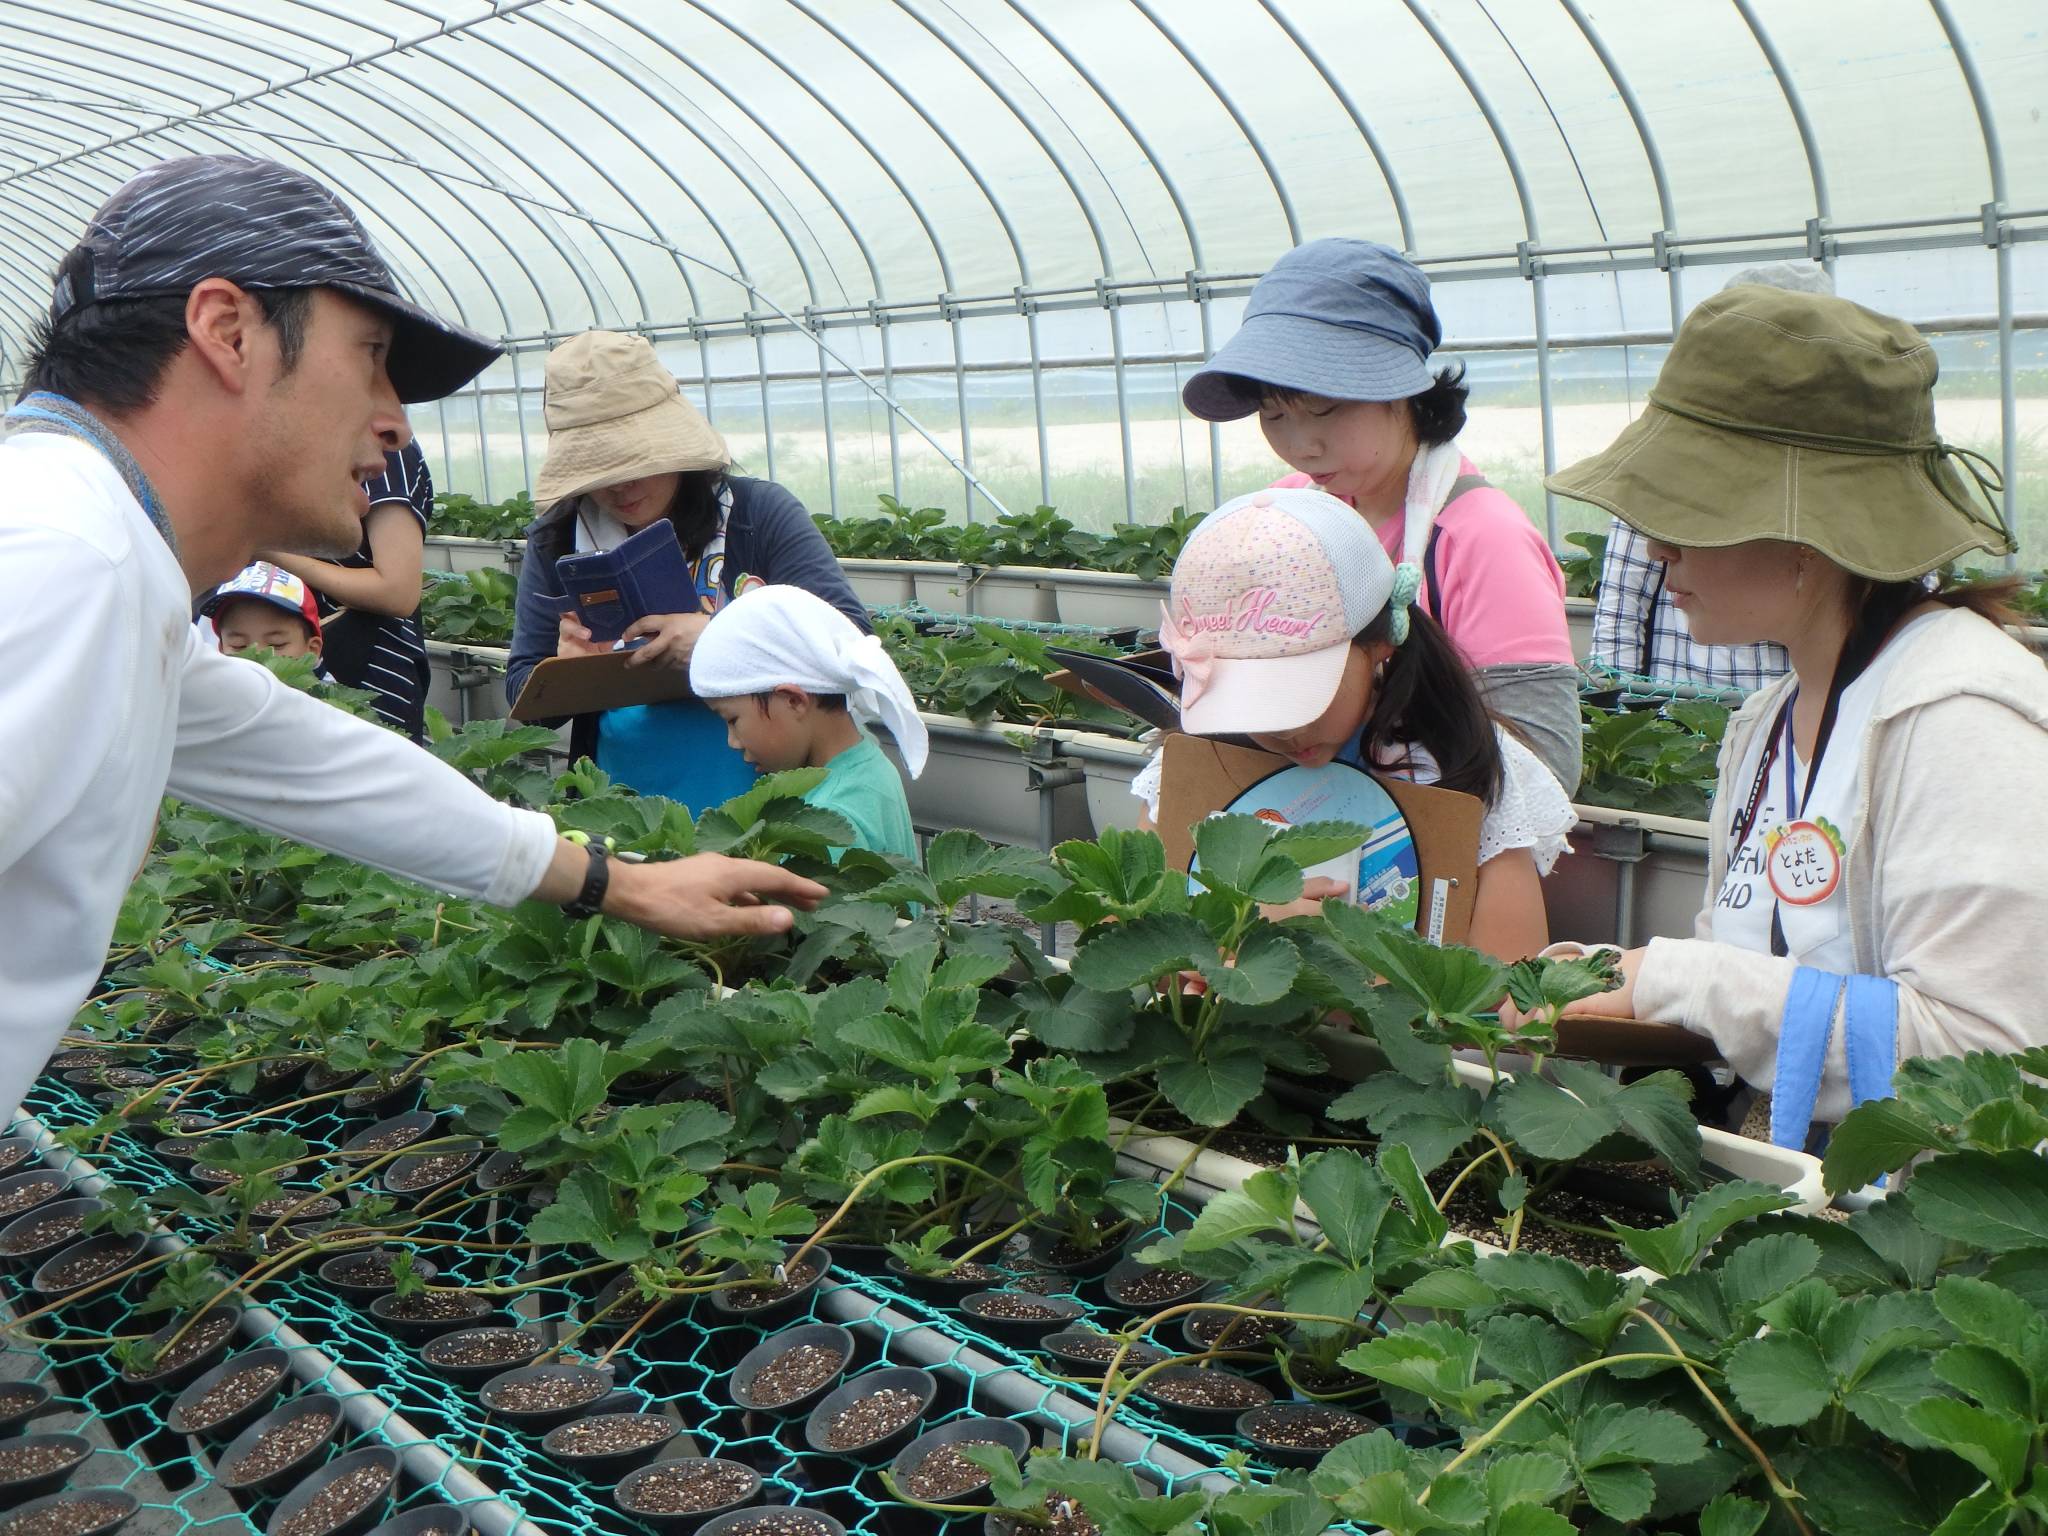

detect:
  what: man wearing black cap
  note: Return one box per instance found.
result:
[0,155,825,1124]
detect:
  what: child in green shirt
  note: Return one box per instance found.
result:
[690,584,925,861]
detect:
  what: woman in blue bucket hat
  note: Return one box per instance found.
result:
[1184,238,1581,796]
[1526,285,2048,1153]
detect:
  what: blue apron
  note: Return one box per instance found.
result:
[595,700,756,814]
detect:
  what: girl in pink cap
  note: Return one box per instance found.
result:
[1135,486,1574,959]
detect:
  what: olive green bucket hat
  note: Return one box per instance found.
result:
[1546,285,2013,581]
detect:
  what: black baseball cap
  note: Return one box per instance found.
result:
[49,155,501,404]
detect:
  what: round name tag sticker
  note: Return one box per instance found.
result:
[1765,818,1844,906]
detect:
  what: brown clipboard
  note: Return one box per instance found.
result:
[1550,1016,1721,1066]
[1153,734,1483,947]
[509,651,696,721]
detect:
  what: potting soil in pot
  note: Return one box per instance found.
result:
[1112,1268,1201,1305]
[1241,1403,1374,1451]
[180,1362,287,1433]
[349,1127,427,1156]
[1143,1372,1271,1410]
[0,1143,31,1174]
[900,1439,1007,1500]
[1046,1335,1163,1368]
[724,1259,820,1311]
[0,1181,63,1218]
[253,1196,340,1222]
[277,1463,394,1536]
[122,1310,238,1380]
[489,1374,606,1414]
[998,1497,1101,1536]
[327,1254,436,1289]
[225,1411,332,1483]
[968,1294,1065,1323]
[389,1150,479,1190]
[710,1514,835,1536]
[746,1344,844,1408]
[0,1386,40,1419]
[548,1414,672,1456]
[40,1246,130,1290]
[379,1291,487,1323]
[0,1440,86,1485]
[0,1212,86,1256]
[0,1495,132,1536]
[624,1462,756,1514]
[425,1330,543,1370]
[821,1388,923,1450]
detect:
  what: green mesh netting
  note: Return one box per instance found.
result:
[5,1049,1310,1536]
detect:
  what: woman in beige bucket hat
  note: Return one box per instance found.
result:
[507,331,867,807]
[1523,284,2048,1155]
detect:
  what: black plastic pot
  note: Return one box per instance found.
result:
[60,1067,157,1092]
[45,1048,123,1072]
[1025,1224,1132,1278]
[30,1231,146,1326]
[0,1431,92,1501]
[1036,1330,1167,1377]
[802,1367,936,1459]
[418,1326,548,1387]
[0,1136,39,1176]
[1179,1307,1279,1356]
[362,1507,470,1536]
[121,1304,244,1392]
[381,1145,482,1204]
[888,1418,1031,1506]
[0,1197,105,1270]
[0,1381,55,1437]
[706,1245,832,1327]
[337,1112,437,1162]
[698,1506,844,1536]
[263,1447,398,1536]
[541,1411,680,1483]
[0,1169,72,1225]
[249,1056,311,1102]
[218,1393,344,1495]
[340,1074,423,1124]
[366,1289,497,1343]
[956,1289,1084,1346]
[166,1348,292,1441]
[1235,1403,1379,1469]
[302,1061,360,1098]
[315,1250,439,1304]
[882,1256,1011,1303]
[1135,1367,1275,1434]
[477,1363,615,1435]
[582,1272,673,1339]
[474,1151,533,1194]
[0,1486,139,1536]
[614,1460,766,1533]
[728,1324,854,1416]
[136,1112,219,1148]
[1101,1257,1209,1313]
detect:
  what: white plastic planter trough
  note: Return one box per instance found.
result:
[425,642,511,727]
[897,712,1093,849]
[1547,805,1712,949]
[424,536,521,577]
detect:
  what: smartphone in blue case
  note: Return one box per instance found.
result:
[553,519,698,645]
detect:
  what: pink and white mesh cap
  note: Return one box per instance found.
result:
[1163,487,1394,736]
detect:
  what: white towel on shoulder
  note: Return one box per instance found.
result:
[689,585,928,777]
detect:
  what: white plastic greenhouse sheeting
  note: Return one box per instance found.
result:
[0,1,2038,541]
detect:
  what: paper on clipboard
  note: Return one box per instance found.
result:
[508,650,696,721]
[1155,734,1482,946]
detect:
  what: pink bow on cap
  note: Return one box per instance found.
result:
[1158,602,1217,710]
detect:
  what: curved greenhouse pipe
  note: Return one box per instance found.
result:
[1252,0,1415,255]
[1001,0,1222,508]
[1927,0,2017,561]
[1731,0,1833,271]
[1397,0,1559,542]
[1557,0,1682,333]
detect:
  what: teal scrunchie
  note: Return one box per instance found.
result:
[1388,561,1422,644]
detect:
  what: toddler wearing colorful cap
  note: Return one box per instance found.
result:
[1137,487,1575,959]
[204,561,327,668]
[689,584,925,863]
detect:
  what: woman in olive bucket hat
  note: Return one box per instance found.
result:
[507,331,867,808]
[1522,284,2048,1153]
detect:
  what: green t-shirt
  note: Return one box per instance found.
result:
[806,733,917,862]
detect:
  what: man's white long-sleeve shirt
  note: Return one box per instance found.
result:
[0,433,559,1123]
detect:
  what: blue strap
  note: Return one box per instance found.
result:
[1842,974,1900,1114]
[1771,966,1846,1149]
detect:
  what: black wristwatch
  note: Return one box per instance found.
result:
[565,841,611,919]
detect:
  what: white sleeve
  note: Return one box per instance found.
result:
[1130,746,1165,818]
[169,630,559,906]
[1479,729,1577,875]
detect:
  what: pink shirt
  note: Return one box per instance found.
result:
[1273,460,1572,668]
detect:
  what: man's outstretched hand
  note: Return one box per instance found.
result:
[609,854,827,939]
[536,839,826,939]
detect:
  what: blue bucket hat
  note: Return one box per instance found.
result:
[1183,238,1441,422]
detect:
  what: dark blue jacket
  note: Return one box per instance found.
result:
[507,476,867,760]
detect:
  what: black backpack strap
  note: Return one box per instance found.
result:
[1420,472,1490,618]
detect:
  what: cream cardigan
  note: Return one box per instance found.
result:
[1633,607,2048,1123]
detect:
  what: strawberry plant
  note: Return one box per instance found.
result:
[1576,698,1728,821]
[429,489,533,541]
[417,567,517,645]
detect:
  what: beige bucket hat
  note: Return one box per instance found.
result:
[534,331,730,507]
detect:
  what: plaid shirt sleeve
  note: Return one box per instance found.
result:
[1590,518,1791,693]
[1591,518,1658,676]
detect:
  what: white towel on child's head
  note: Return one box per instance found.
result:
[689,585,929,778]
